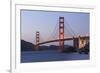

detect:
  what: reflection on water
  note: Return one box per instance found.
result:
[21,50,89,63]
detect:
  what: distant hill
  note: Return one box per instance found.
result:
[21,40,34,51]
[39,45,76,52]
[39,45,58,51]
[62,45,76,53]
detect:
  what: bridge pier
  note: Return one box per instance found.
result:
[78,36,89,48]
[73,37,79,49]
[73,36,89,49]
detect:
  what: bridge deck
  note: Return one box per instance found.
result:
[36,36,89,45]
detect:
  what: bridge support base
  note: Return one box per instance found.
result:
[34,45,39,51]
[73,36,89,49]
[73,38,79,49]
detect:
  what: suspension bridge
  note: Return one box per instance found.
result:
[34,17,89,52]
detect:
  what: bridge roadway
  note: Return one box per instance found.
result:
[36,36,89,45]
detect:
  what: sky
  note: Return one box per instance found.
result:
[21,10,89,46]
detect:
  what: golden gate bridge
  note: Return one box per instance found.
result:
[34,17,89,52]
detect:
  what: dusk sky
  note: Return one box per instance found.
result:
[21,10,89,45]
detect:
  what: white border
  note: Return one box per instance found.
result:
[11,3,96,73]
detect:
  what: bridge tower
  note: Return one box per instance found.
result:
[35,31,40,50]
[59,17,64,52]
